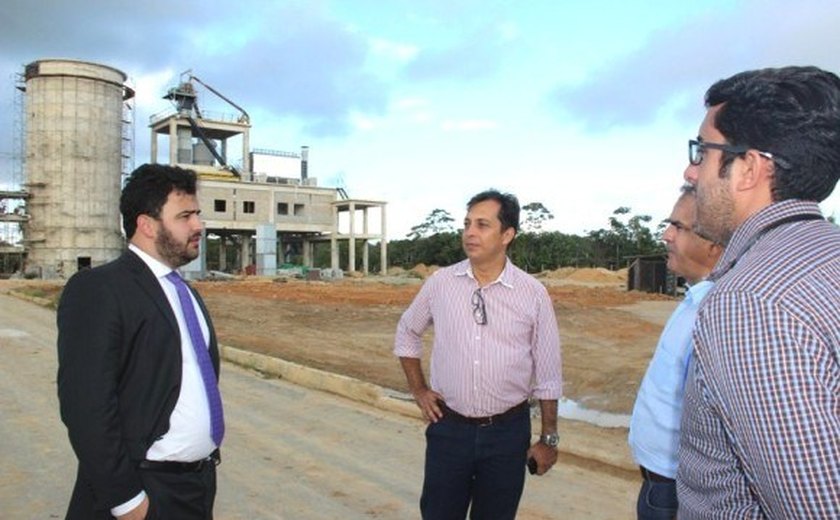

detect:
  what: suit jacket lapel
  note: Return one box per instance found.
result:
[121,251,180,336]
[121,250,219,375]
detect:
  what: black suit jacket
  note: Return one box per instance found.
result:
[57,250,219,518]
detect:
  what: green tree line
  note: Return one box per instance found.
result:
[205,204,837,274]
[318,203,667,274]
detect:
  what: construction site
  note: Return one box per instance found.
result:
[0,57,685,518]
[1,264,675,517]
[0,58,387,280]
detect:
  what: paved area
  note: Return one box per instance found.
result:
[0,293,637,519]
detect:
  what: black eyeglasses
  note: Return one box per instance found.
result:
[471,289,487,325]
[688,139,790,169]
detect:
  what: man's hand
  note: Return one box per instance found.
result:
[398,357,445,423]
[526,442,558,476]
[116,496,149,519]
[413,387,445,423]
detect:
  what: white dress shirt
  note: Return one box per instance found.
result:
[113,245,216,516]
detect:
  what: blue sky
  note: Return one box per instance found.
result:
[1,0,839,239]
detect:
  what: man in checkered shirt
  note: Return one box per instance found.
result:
[678,66,840,518]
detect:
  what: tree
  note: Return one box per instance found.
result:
[627,214,659,255]
[521,202,555,233]
[407,209,455,239]
[383,205,664,274]
[387,232,463,268]
[588,207,663,269]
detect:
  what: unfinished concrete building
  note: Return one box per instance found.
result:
[13,59,386,278]
[150,73,387,278]
[21,59,134,278]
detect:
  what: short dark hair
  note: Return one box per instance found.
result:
[120,164,198,238]
[705,66,840,202]
[467,189,520,233]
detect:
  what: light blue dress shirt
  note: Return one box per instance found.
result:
[628,280,714,478]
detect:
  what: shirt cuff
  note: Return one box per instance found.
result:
[111,490,146,517]
[532,387,563,400]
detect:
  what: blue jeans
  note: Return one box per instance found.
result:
[636,476,677,520]
[420,408,530,520]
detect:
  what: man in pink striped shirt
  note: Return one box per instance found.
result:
[394,189,563,520]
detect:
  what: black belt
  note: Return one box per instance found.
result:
[138,449,221,474]
[440,400,529,426]
[640,466,674,483]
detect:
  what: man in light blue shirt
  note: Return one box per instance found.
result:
[628,186,722,519]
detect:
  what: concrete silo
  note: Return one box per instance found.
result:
[23,59,134,278]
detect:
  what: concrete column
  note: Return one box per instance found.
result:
[362,207,369,275]
[362,239,369,274]
[242,128,250,174]
[233,238,240,271]
[219,235,227,271]
[348,202,356,273]
[255,224,277,276]
[331,205,339,271]
[303,239,311,267]
[241,233,250,272]
[168,119,177,165]
[380,205,388,275]
[150,129,158,163]
[221,139,227,164]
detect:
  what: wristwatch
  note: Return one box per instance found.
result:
[539,433,559,448]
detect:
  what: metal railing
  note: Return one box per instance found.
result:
[149,108,245,125]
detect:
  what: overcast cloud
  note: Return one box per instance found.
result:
[2,0,839,235]
[551,0,840,130]
[0,0,394,139]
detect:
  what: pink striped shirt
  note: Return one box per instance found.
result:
[394,258,563,417]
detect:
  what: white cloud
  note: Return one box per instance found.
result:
[440,119,498,131]
[131,68,177,113]
[391,97,434,124]
[410,112,434,124]
[551,0,840,130]
[369,37,419,62]
[497,22,519,42]
[350,112,381,131]
[394,97,429,110]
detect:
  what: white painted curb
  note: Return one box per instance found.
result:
[221,345,636,473]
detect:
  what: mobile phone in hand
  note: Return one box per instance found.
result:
[527,457,537,475]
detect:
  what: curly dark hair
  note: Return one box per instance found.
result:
[120,164,198,239]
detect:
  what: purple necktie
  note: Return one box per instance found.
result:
[165,271,225,446]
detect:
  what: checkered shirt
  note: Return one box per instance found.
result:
[678,200,840,518]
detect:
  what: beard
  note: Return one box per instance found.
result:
[155,224,200,268]
[694,178,735,246]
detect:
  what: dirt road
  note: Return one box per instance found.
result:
[0,292,638,519]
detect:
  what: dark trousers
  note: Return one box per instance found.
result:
[420,407,531,520]
[66,463,217,520]
[140,463,217,520]
[636,468,677,520]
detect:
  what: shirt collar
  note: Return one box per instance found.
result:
[454,258,515,289]
[128,243,176,279]
[684,279,714,303]
[710,200,823,280]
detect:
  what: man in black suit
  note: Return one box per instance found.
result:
[57,163,224,519]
